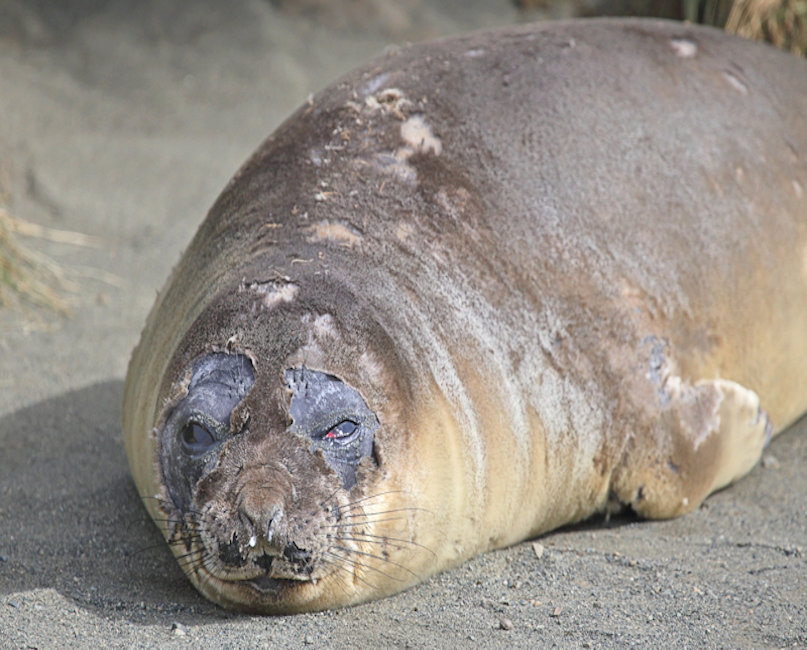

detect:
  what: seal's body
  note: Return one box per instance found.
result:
[123,19,807,613]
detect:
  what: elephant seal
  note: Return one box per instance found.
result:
[122,18,807,613]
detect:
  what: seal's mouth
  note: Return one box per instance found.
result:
[200,558,314,595]
[246,574,311,593]
[234,544,317,590]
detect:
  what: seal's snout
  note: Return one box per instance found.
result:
[244,502,283,544]
[239,492,287,552]
[226,457,301,558]
[239,497,316,576]
[195,452,323,581]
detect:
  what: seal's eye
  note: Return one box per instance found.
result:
[322,420,358,443]
[181,422,216,455]
[285,367,379,489]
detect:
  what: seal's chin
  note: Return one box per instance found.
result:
[192,563,340,614]
[246,574,313,594]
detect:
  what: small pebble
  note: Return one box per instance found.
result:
[762,454,780,469]
[532,542,545,559]
[304,634,314,645]
[171,622,187,636]
[9,601,20,608]
[551,606,562,617]
[499,618,513,631]
[0,555,8,562]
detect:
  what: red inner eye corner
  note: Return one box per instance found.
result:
[325,430,336,440]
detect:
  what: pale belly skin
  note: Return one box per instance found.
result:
[122,18,807,613]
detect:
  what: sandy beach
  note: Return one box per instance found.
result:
[0,1,804,647]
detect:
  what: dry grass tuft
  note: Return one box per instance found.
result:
[0,203,102,314]
[726,0,807,55]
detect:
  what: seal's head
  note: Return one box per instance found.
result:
[159,355,379,612]
[125,264,431,613]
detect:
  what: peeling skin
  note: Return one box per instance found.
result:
[372,150,418,183]
[641,336,752,451]
[723,71,749,95]
[240,279,299,310]
[400,115,442,156]
[306,222,362,247]
[670,38,697,58]
[370,114,442,183]
[364,87,412,118]
[312,314,337,339]
[643,335,673,406]
[361,72,391,97]
[265,284,299,308]
[664,375,722,451]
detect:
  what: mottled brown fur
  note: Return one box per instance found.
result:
[123,18,807,613]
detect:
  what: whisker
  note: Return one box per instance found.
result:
[173,549,204,565]
[318,555,379,592]
[328,545,420,580]
[166,536,203,548]
[140,495,176,508]
[194,559,224,587]
[335,536,414,553]
[338,506,430,519]
[177,556,204,571]
[326,516,407,528]
[332,491,406,513]
[323,563,356,598]
[321,486,343,508]
[140,495,207,519]
[323,549,404,584]
[151,516,198,526]
[334,532,436,557]
[129,541,182,556]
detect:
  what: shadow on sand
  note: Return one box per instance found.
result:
[0,381,234,622]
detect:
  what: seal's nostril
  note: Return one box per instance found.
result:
[218,534,246,567]
[283,542,311,564]
[264,503,284,543]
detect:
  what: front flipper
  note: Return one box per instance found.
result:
[610,378,771,519]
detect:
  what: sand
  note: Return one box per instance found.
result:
[0,1,804,647]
